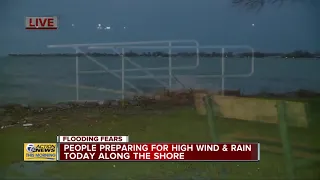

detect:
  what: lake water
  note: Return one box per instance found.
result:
[0,56,319,105]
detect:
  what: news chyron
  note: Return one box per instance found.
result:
[25,16,58,30]
[24,143,57,161]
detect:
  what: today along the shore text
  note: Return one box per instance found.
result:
[57,143,260,161]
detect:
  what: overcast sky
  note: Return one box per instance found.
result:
[0,0,318,54]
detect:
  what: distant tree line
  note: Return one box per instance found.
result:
[231,0,314,11]
[8,50,319,58]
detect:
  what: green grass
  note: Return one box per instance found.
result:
[0,97,320,179]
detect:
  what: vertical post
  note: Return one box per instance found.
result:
[276,101,295,180]
[221,48,225,96]
[204,95,219,142]
[168,42,172,90]
[196,44,200,66]
[304,102,312,124]
[121,48,125,102]
[75,48,79,101]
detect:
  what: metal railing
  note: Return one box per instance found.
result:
[48,40,254,101]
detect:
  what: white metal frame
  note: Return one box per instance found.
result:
[47,40,254,100]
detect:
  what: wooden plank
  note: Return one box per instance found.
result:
[212,95,308,127]
[221,133,319,159]
[229,132,320,152]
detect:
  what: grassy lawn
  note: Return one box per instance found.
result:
[0,97,319,179]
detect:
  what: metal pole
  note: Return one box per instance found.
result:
[168,42,172,90]
[111,47,168,88]
[277,101,295,180]
[75,49,79,100]
[78,49,143,94]
[221,48,225,96]
[121,48,125,101]
[204,95,219,142]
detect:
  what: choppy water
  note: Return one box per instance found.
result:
[0,56,319,105]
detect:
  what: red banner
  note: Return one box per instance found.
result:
[58,143,259,161]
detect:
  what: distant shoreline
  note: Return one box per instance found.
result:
[0,89,320,108]
[7,50,320,59]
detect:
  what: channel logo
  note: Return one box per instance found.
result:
[26,143,36,152]
[24,143,57,161]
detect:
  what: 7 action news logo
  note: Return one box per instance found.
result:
[24,143,57,161]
